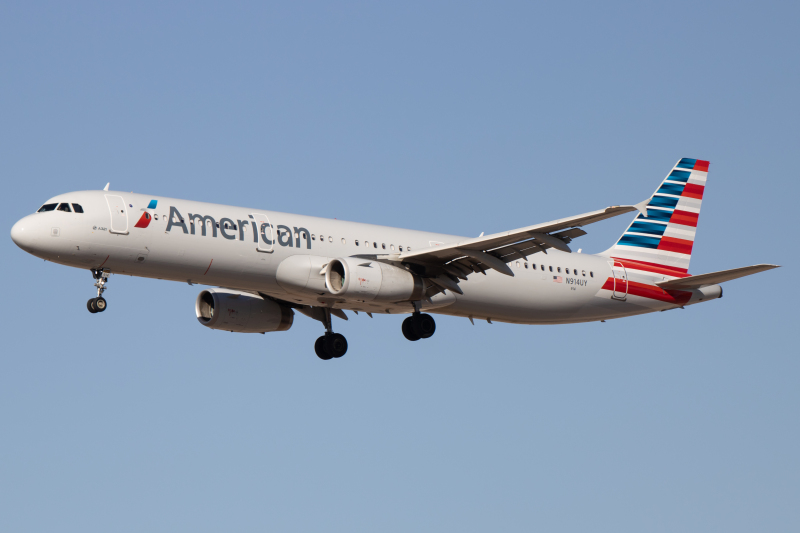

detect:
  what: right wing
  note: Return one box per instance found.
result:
[359,200,649,297]
[390,201,648,278]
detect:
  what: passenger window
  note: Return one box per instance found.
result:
[57,203,72,212]
[524,263,528,269]
[38,203,58,212]
[320,235,324,241]
[328,236,333,243]
[582,270,586,276]
[154,214,158,220]
[390,244,395,251]
[557,267,561,273]
[549,266,553,272]
[341,238,346,245]
[407,247,411,251]
[382,243,386,249]
[373,242,377,248]
[590,272,594,278]
[516,261,520,268]
[71,203,84,213]
[399,246,403,252]
[355,240,359,246]
[311,234,316,240]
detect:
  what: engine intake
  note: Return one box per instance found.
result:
[325,257,424,302]
[196,288,293,333]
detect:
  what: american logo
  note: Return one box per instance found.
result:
[134,199,158,228]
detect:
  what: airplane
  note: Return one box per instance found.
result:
[10,158,779,360]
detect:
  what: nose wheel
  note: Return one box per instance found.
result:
[87,269,109,313]
[87,296,107,313]
[314,308,348,360]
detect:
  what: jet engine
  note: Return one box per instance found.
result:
[195,288,293,333]
[325,257,424,302]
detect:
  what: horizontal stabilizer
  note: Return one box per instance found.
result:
[656,264,779,290]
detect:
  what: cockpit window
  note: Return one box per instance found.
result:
[37,203,57,212]
[57,203,72,212]
[72,204,84,213]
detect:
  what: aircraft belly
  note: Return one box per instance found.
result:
[445,270,595,324]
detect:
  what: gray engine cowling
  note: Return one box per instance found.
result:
[195,288,293,333]
[325,257,424,302]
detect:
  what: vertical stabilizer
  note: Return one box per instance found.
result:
[604,158,709,276]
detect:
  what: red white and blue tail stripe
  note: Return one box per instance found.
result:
[605,158,709,276]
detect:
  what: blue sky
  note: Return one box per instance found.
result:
[1,2,798,531]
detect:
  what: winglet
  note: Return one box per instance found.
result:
[103,183,110,191]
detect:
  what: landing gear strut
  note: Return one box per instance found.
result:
[402,302,436,341]
[314,308,348,360]
[87,269,109,314]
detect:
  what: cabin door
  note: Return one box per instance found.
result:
[250,213,274,253]
[610,261,628,300]
[105,195,129,235]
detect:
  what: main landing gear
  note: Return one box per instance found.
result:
[402,304,436,341]
[87,269,109,314]
[314,308,348,360]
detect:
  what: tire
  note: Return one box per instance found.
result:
[315,336,332,360]
[94,297,107,312]
[413,313,436,339]
[402,316,421,341]
[325,333,348,358]
[87,298,98,313]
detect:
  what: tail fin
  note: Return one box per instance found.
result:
[604,158,709,276]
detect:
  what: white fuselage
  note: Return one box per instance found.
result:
[11,190,718,325]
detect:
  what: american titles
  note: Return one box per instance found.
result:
[165,206,312,249]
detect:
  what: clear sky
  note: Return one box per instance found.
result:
[1,1,798,531]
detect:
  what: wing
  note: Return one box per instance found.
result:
[360,199,649,297]
[656,264,780,290]
[398,201,646,272]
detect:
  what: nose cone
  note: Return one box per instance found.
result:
[10,215,38,251]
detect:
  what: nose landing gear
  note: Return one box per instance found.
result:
[314,308,348,360]
[87,269,109,314]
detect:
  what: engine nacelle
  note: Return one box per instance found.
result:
[325,257,424,302]
[195,288,293,333]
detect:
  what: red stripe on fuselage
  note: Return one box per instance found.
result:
[610,257,690,277]
[602,278,692,305]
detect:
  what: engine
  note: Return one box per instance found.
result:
[325,257,424,302]
[195,288,293,333]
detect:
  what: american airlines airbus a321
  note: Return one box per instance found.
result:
[10,158,779,360]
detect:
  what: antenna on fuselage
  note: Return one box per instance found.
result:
[103,183,110,191]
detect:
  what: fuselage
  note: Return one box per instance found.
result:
[10,190,718,325]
